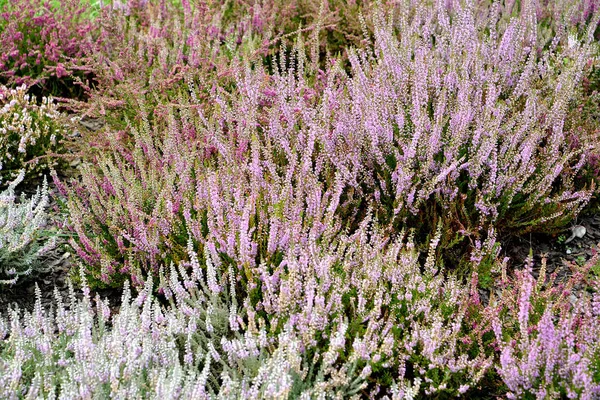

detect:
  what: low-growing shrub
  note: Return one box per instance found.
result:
[73,0,270,127]
[0,171,56,285]
[72,0,395,128]
[54,83,348,287]
[2,233,598,398]
[0,221,493,398]
[0,84,68,183]
[61,0,600,289]
[347,3,599,268]
[492,256,600,399]
[159,221,494,398]
[567,55,600,207]
[0,0,99,99]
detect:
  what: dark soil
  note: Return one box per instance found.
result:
[0,246,123,318]
[505,213,600,278]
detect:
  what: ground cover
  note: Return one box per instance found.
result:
[1,0,600,398]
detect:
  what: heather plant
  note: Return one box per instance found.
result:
[0,0,100,99]
[54,88,343,287]
[59,0,600,289]
[0,274,209,398]
[216,0,398,69]
[0,170,56,286]
[73,0,397,130]
[566,55,600,202]
[57,73,499,392]
[165,222,495,398]
[56,48,363,287]
[0,228,598,397]
[0,221,493,398]
[336,2,600,270]
[491,256,600,399]
[0,84,68,183]
[72,0,270,126]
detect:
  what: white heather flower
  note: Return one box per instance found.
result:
[403,378,422,400]
[204,246,220,294]
[568,33,578,49]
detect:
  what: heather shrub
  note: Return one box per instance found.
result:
[175,225,494,398]
[1,228,597,397]
[566,55,600,202]
[217,0,397,68]
[57,47,366,287]
[54,85,343,286]
[0,222,493,398]
[60,0,600,288]
[0,171,56,285]
[242,1,598,259]
[73,0,270,127]
[0,0,99,99]
[73,0,397,129]
[337,2,600,271]
[56,75,498,393]
[492,256,600,399]
[0,275,206,398]
[0,84,68,183]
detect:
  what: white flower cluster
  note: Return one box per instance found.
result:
[0,84,66,183]
[0,170,56,285]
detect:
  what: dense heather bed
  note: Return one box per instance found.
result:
[1,0,600,399]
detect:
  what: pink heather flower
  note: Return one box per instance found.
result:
[55,63,67,78]
[518,274,534,337]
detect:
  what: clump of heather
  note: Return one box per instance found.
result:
[75,0,268,126]
[0,0,99,98]
[492,256,600,399]
[217,0,398,68]
[0,84,68,183]
[1,228,597,397]
[56,52,366,287]
[60,0,600,288]
[337,1,600,269]
[157,217,493,398]
[0,171,56,285]
[74,0,397,128]
[0,221,492,398]
[566,56,600,197]
[0,274,202,398]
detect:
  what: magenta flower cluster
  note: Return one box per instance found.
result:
[0,0,96,90]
